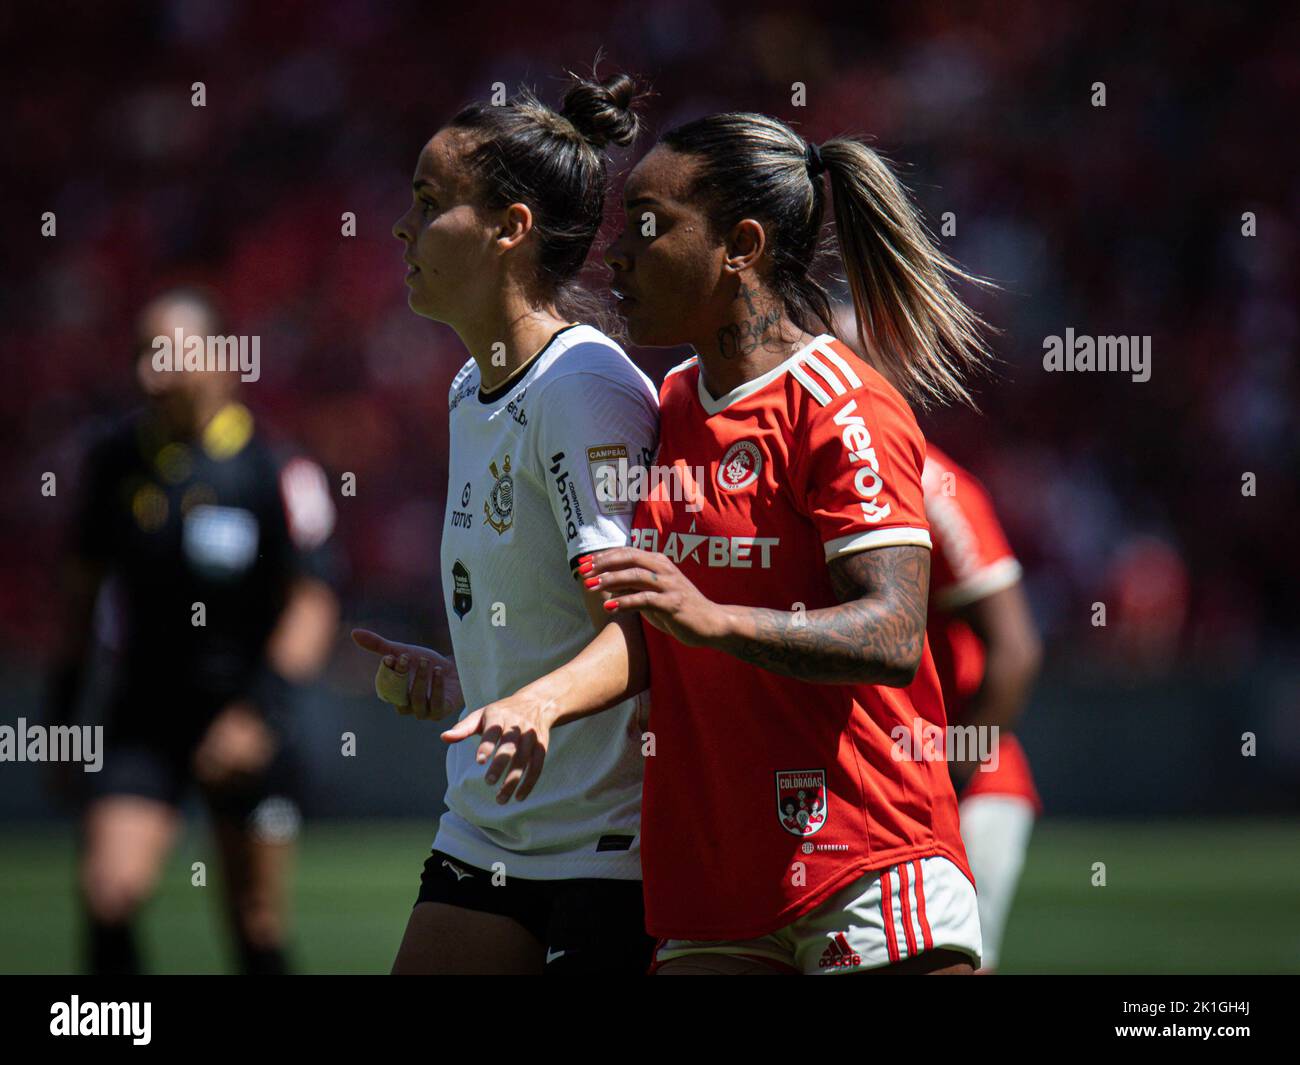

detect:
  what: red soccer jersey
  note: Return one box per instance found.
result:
[631,335,972,941]
[923,445,1040,810]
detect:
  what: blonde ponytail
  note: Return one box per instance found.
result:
[662,112,994,408]
[820,139,993,407]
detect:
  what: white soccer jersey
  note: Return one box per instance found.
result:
[434,324,659,879]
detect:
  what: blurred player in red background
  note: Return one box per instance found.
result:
[922,444,1042,972]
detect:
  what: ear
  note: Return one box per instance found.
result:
[722,218,767,275]
[496,202,534,253]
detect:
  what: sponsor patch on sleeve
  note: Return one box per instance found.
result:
[587,443,630,515]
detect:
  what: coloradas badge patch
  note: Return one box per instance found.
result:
[717,439,762,492]
[776,769,828,837]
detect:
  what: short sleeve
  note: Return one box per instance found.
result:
[923,459,1021,610]
[533,369,660,572]
[797,382,932,562]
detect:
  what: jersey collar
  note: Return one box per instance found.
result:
[695,333,837,415]
[477,322,582,406]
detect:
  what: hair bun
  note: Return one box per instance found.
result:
[561,71,643,150]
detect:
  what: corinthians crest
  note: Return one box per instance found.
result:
[483,454,514,534]
[775,769,828,837]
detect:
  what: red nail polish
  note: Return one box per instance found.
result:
[578,553,593,563]
[603,599,619,611]
[584,576,600,588]
[579,562,594,575]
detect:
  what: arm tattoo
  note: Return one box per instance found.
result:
[715,545,930,685]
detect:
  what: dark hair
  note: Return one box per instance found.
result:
[662,113,992,407]
[448,69,644,327]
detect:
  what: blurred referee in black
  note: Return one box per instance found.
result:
[46,287,340,974]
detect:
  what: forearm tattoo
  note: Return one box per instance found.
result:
[717,545,930,684]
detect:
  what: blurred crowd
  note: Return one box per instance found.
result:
[4,0,1296,676]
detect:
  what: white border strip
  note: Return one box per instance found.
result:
[934,557,1023,610]
[824,526,932,560]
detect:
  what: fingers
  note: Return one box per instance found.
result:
[438,703,546,802]
[489,730,543,804]
[440,707,485,744]
[352,628,402,657]
[429,666,450,720]
[484,726,522,788]
[475,723,504,768]
[582,551,674,612]
[584,566,664,596]
[515,744,547,802]
[580,547,662,576]
[601,590,661,614]
[375,654,413,711]
[412,658,452,720]
[410,656,433,719]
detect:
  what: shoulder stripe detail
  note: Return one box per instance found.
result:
[694,334,839,414]
[664,356,699,380]
[801,353,848,398]
[790,363,833,406]
[824,527,932,561]
[815,341,864,388]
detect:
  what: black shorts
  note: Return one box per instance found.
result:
[85,699,301,837]
[416,849,655,974]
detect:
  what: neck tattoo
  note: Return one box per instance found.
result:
[717,282,782,360]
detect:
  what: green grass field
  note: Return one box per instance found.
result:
[2,818,1297,974]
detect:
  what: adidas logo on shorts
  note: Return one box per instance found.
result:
[819,932,862,969]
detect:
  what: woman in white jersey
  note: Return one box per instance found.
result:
[351,70,659,974]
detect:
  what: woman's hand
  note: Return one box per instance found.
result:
[351,628,464,721]
[193,702,276,785]
[440,691,558,804]
[580,548,731,648]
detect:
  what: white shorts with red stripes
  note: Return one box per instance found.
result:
[654,855,981,974]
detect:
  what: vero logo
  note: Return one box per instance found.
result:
[832,400,891,524]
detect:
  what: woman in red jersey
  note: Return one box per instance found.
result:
[443,113,993,974]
